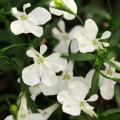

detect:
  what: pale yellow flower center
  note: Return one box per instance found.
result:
[106,67,113,77]
[63,73,71,80]
[37,56,44,64]
[79,100,85,108]
[63,33,69,41]
[20,14,28,20]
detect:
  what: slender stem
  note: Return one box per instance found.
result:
[75,15,84,25]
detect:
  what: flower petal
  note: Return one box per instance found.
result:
[63,12,75,20]
[99,76,116,100]
[84,19,98,40]
[23,3,31,13]
[62,104,81,116]
[27,114,44,120]
[28,7,51,25]
[10,20,26,35]
[68,81,89,101]
[4,115,14,120]
[22,64,40,86]
[58,20,65,32]
[101,31,111,39]
[29,84,42,101]
[45,53,67,73]
[41,66,58,86]
[87,94,98,102]
[40,44,47,55]
[23,21,43,37]
[53,42,69,53]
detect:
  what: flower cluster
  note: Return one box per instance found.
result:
[4,0,120,120]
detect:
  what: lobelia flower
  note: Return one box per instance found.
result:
[85,59,120,100]
[57,81,98,117]
[5,96,59,120]
[10,3,51,37]
[4,95,44,120]
[49,0,77,20]
[29,61,83,100]
[53,20,80,53]
[74,19,111,53]
[22,44,67,87]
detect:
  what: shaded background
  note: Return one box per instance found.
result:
[0,0,120,120]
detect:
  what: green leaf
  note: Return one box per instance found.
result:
[100,108,120,118]
[115,84,120,107]
[61,53,96,61]
[88,69,100,95]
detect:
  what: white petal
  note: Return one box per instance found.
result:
[10,20,26,35]
[29,85,42,101]
[62,104,81,116]
[85,69,95,88]
[40,44,47,55]
[102,42,110,47]
[63,12,75,20]
[41,67,58,86]
[4,115,14,120]
[70,40,79,53]
[28,7,51,25]
[53,42,69,53]
[22,64,40,86]
[49,2,64,16]
[23,3,31,13]
[99,76,116,100]
[62,0,77,14]
[87,94,98,102]
[27,114,44,120]
[57,90,78,105]
[41,83,58,95]
[58,20,65,32]
[11,7,21,19]
[68,81,89,101]
[26,48,38,59]
[74,28,96,53]
[23,21,43,37]
[101,31,111,39]
[45,53,67,73]
[84,19,98,40]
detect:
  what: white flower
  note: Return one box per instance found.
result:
[29,61,81,100]
[85,59,120,100]
[57,81,98,117]
[4,95,44,120]
[22,44,67,87]
[53,20,79,53]
[74,19,111,53]
[10,3,51,37]
[49,0,77,20]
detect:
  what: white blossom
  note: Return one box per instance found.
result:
[10,3,51,37]
[57,81,98,117]
[22,44,67,87]
[74,19,111,53]
[49,0,77,20]
[85,59,120,100]
[29,61,82,100]
[53,20,79,53]
[4,95,44,120]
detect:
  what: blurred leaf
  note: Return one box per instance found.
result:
[61,53,96,61]
[115,84,120,107]
[89,69,100,95]
[80,5,111,20]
